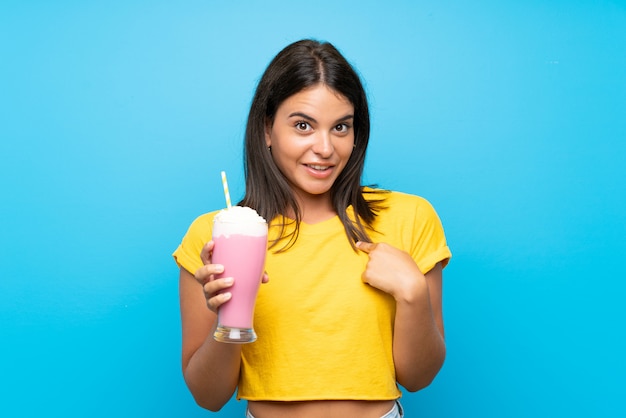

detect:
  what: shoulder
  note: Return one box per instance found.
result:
[364,189,451,270]
[173,210,221,273]
[364,188,436,215]
[189,210,218,229]
[365,189,445,239]
[182,210,221,240]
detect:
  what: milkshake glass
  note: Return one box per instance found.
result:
[212,206,267,343]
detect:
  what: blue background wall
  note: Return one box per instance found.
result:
[1,1,625,416]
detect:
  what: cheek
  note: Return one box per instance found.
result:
[271,144,300,171]
[338,140,356,160]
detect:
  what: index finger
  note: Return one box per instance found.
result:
[355,241,377,254]
[200,240,215,265]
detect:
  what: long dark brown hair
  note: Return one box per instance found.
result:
[238,39,386,250]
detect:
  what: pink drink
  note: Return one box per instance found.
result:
[212,206,267,343]
[213,234,267,328]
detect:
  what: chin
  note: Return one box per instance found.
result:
[296,188,332,200]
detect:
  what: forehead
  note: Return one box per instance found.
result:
[279,84,353,113]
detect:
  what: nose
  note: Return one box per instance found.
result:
[310,131,334,158]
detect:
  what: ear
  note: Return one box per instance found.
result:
[264,119,272,148]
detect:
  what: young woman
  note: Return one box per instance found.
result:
[173,39,451,418]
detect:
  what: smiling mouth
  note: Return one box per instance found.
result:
[306,164,332,171]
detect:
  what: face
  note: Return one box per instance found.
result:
[265,84,355,207]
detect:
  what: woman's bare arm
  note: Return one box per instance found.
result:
[357,242,446,392]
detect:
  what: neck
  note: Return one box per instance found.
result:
[292,192,336,224]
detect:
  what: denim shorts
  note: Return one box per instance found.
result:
[246,400,404,418]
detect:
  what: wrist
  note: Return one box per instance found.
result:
[394,273,429,305]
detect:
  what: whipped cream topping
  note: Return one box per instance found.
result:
[213,206,267,238]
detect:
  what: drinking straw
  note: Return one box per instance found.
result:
[221,171,232,208]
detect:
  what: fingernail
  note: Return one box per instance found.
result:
[224,277,233,284]
[215,265,224,273]
[223,292,232,300]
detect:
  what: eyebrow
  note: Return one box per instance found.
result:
[288,112,354,124]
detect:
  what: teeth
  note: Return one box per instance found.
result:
[308,164,329,171]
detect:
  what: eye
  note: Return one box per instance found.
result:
[334,123,351,134]
[295,121,311,132]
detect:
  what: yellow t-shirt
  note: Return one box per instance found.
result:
[173,190,451,401]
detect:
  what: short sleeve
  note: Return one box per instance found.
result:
[172,212,216,275]
[410,197,452,274]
